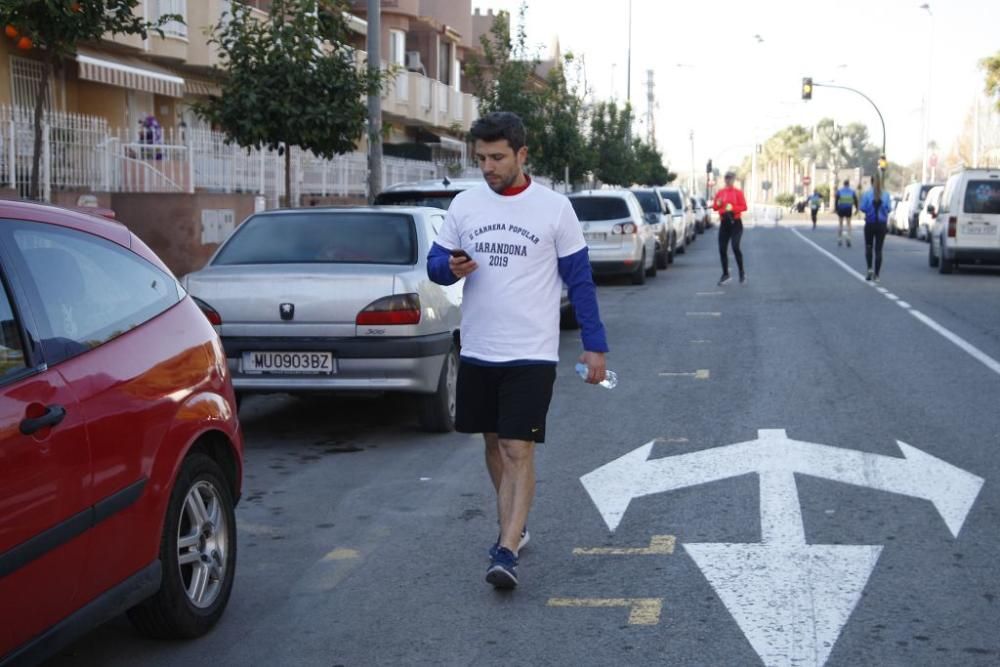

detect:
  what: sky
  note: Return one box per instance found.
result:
[474,0,1000,180]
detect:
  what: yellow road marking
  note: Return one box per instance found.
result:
[322,548,361,561]
[547,598,663,625]
[573,534,676,556]
[694,369,710,380]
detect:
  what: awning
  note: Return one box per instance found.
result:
[185,78,222,97]
[75,48,185,98]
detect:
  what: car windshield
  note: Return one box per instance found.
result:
[569,197,631,221]
[963,180,1000,215]
[659,190,683,209]
[631,191,661,214]
[213,212,417,265]
[373,191,460,210]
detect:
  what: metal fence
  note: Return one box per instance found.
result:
[1,105,450,204]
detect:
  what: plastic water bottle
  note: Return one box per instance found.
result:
[575,363,618,389]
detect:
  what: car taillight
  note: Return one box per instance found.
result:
[192,296,222,326]
[356,294,421,325]
[947,216,957,238]
[612,222,638,234]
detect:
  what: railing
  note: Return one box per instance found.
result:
[1,105,459,203]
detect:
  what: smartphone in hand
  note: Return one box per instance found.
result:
[450,248,471,262]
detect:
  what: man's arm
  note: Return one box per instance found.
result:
[558,248,609,354]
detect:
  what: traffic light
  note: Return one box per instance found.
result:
[706,159,713,174]
[877,155,888,171]
[801,77,813,100]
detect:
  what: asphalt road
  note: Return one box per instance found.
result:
[48,212,1000,667]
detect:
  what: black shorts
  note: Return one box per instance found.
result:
[456,361,557,443]
[837,206,853,218]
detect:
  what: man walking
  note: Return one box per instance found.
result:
[860,174,892,282]
[712,171,748,285]
[426,112,609,590]
[835,179,859,247]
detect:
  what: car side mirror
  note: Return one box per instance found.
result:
[644,212,658,223]
[927,205,936,217]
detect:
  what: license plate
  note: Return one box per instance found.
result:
[585,232,607,242]
[963,223,994,236]
[242,351,334,374]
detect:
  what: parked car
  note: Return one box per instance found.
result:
[886,196,901,232]
[629,188,671,269]
[183,206,464,431]
[658,187,696,246]
[373,177,483,209]
[375,177,578,328]
[696,196,713,229]
[0,201,243,666]
[662,198,688,255]
[917,185,944,241]
[691,196,708,233]
[894,182,941,237]
[568,190,657,284]
[928,168,1000,274]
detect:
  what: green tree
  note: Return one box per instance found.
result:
[531,52,593,184]
[982,50,1000,110]
[0,0,175,200]
[631,138,672,186]
[465,4,540,134]
[588,100,635,186]
[195,0,384,206]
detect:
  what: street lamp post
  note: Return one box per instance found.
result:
[920,3,933,183]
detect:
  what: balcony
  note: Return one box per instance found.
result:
[383,69,478,133]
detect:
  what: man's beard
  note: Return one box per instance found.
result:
[486,171,517,193]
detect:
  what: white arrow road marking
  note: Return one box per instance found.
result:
[580,429,983,536]
[684,543,882,667]
[579,429,984,667]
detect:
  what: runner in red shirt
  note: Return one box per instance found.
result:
[712,171,748,285]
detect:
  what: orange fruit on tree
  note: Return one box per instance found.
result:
[16,36,32,51]
[5,25,18,39]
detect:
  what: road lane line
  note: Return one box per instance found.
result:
[790,227,1000,379]
[573,535,676,556]
[897,301,912,309]
[687,312,721,317]
[547,598,663,625]
[697,291,725,296]
[658,370,711,379]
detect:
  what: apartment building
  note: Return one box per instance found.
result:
[0,1,499,272]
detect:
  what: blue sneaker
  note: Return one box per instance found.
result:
[488,527,530,560]
[486,546,518,589]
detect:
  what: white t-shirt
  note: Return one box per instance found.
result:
[435,180,586,363]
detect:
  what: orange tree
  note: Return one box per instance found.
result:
[0,1,175,200]
[193,0,385,207]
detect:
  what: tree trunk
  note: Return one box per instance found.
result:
[284,144,292,208]
[29,57,53,201]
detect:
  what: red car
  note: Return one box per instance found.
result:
[0,201,244,665]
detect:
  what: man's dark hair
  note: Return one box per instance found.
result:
[843,179,850,187]
[469,112,526,152]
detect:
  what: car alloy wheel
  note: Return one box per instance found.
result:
[177,480,230,609]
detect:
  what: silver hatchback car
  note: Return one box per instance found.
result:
[568,190,658,285]
[183,206,462,431]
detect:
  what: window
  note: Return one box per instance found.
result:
[658,190,684,210]
[939,174,960,215]
[10,56,57,111]
[963,180,1000,215]
[389,30,406,68]
[569,197,631,221]
[11,223,181,364]
[632,191,662,214]
[438,40,451,85]
[213,212,417,266]
[0,278,27,382]
[155,0,188,38]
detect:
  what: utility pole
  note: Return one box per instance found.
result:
[644,69,655,145]
[626,0,632,105]
[689,130,696,195]
[366,0,383,204]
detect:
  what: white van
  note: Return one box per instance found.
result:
[895,182,942,237]
[928,169,1000,273]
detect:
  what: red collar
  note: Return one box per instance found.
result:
[501,174,531,196]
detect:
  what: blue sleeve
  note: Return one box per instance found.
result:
[427,242,460,286]
[558,247,609,353]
